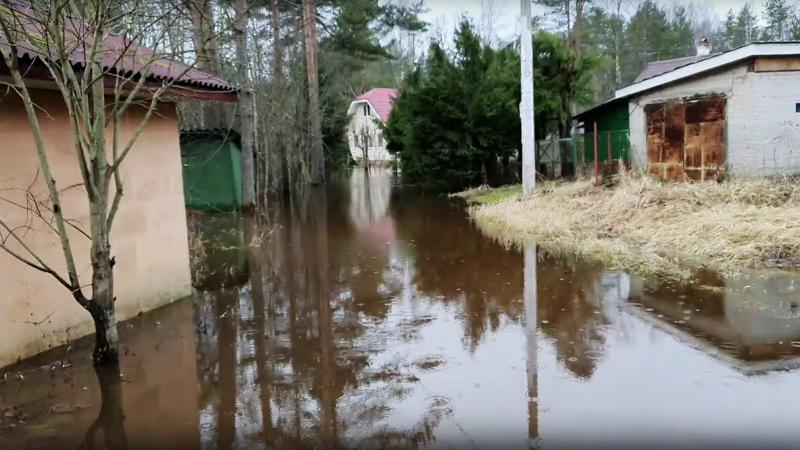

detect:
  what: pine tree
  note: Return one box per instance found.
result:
[721,9,738,50]
[668,5,695,58]
[762,0,791,41]
[622,0,672,84]
[736,4,759,44]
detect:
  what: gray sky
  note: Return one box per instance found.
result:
[420,0,760,43]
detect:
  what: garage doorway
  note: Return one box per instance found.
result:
[645,96,725,181]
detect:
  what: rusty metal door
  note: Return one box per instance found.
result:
[645,97,725,181]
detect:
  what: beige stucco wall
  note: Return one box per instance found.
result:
[0,89,192,367]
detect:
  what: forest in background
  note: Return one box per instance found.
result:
[151,0,800,196]
[384,0,800,191]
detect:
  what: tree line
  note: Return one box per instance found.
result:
[176,0,426,204]
[385,0,800,191]
[575,0,800,100]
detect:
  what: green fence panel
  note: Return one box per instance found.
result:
[181,134,242,212]
[581,130,630,166]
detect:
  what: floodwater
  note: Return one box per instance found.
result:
[3,170,800,449]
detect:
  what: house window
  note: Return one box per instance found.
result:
[795,103,800,113]
[363,104,370,116]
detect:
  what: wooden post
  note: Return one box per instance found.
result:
[593,122,599,186]
[607,131,612,174]
[520,0,536,196]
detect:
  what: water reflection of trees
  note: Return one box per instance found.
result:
[390,193,525,351]
[189,174,444,449]
[536,256,609,380]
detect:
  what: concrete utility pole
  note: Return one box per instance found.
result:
[520,0,536,196]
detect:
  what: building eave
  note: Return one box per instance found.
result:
[615,42,800,99]
[347,99,387,124]
[573,96,629,123]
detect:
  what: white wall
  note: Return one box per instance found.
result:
[347,101,393,164]
[728,70,800,176]
[629,63,800,177]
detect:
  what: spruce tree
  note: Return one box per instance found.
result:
[762,0,791,41]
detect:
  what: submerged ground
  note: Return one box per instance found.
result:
[3,170,800,449]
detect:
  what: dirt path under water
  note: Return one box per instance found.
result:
[4,170,800,449]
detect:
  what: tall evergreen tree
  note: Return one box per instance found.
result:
[737,4,759,44]
[669,6,695,58]
[621,0,672,84]
[762,0,791,41]
[721,8,743,50]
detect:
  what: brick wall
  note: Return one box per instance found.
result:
[628,62,800,177]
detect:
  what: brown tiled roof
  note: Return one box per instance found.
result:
[634,55,715,83]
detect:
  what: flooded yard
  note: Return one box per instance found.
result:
[3,170,800,449]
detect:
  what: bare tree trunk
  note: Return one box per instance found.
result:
[271,0,291,197]
[87,254,119,365]
[186,0,221,73]
[235,0,257,211]
[302,0,325,185]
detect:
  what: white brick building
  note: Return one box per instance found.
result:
[578,42,800,179]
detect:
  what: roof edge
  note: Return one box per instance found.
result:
[615,43,800,99]
[347,99,389,124]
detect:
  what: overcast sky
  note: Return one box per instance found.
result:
[420,0,761,43]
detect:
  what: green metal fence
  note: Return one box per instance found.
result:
[574,130,631,170]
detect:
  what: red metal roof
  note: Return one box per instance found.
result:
[0,2,234,98]
[355,88,398,122]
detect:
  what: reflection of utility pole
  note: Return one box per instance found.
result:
[524,245,540,449]
[520,0,536,196]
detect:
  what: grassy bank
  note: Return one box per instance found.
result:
[464,175,800,280]
[451,185,522,205]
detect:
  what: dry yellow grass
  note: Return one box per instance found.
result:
[469,174,800,280]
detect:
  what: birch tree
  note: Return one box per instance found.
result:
[0,0,207,365]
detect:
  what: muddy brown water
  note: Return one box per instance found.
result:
[3,170,800,449]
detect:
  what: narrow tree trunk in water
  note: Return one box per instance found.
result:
[87,256,119,366]
[302,0,325,185]
[271,0,291,197]
[235,0,257,211]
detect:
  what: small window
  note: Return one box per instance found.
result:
[795,103,800,113]
[363,104,370,116]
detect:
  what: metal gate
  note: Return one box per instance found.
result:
[536,137,575,179]
[645,96,725,181]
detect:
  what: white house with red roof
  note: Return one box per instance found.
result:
[347,88,398,165]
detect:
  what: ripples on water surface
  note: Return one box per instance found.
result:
[3,170,800,449]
